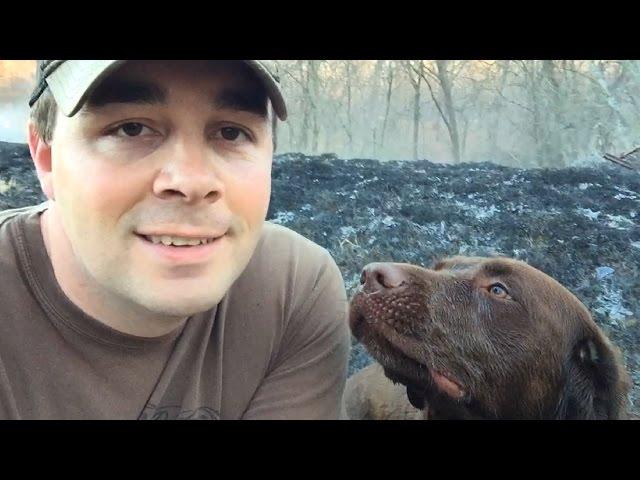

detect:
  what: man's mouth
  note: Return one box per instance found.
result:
[137,234,217,247]
[133,232,226,264]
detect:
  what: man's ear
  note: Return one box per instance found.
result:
[27,121,55,201]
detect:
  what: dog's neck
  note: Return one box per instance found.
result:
[426,396,632,420]
[425,404,483,420]
[423,396,491,420]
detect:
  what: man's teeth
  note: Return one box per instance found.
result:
[146,235,214,246]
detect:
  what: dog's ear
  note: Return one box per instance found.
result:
[561,332,631,419]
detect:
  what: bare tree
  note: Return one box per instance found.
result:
[486,61,510,154]
[266,60,640,168]
[403,60,424,160]
[417,60,463,163]
[380,60,395,153]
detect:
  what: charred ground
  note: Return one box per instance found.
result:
[2,142,639,414]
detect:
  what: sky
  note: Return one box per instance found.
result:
[0,60,36,143]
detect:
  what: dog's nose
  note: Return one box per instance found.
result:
[360,263,408,293]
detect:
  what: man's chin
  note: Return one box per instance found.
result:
[126,279,230,318]
[140,295,221,318]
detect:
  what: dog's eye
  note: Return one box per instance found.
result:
[488,283,509,297]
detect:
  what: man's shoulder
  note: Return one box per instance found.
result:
[234,221,342,299]
[0,202,49,228]
[259,221,330,261]
[0,203,49,307]
[254,221,340,282]
[223,221,348,372]
[0,202,48,255]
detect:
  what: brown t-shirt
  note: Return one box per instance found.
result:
[0,203,350,419]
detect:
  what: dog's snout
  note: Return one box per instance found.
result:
[361,263,408,293]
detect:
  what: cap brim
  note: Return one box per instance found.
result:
[46,60,288,121]
[243,60,288,121]
[46,60,127,117]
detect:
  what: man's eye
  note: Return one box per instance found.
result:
[217,127,250,142]
[114,122,152,137]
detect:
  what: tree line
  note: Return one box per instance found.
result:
[267,60,640,168]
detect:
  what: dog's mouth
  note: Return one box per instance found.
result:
[384,342,466,405]
[429,371,465,400]
[383,362,466,411]
[351,306,467,406]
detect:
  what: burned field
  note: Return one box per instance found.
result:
[2,142,639,414]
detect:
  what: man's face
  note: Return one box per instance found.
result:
[47,60,273,323]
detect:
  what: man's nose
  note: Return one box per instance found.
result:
[153,140,223,204]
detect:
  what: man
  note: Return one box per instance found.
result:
[0,60,350,419]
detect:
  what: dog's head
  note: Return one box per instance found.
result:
[349,256,631,419]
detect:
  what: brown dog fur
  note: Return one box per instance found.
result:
[347,256,632,420]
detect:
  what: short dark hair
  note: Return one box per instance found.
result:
[29,87,57,144]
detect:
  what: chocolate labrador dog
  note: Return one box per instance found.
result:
[347,256,632,420]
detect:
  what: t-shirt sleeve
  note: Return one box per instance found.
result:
[241,249,351,420]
